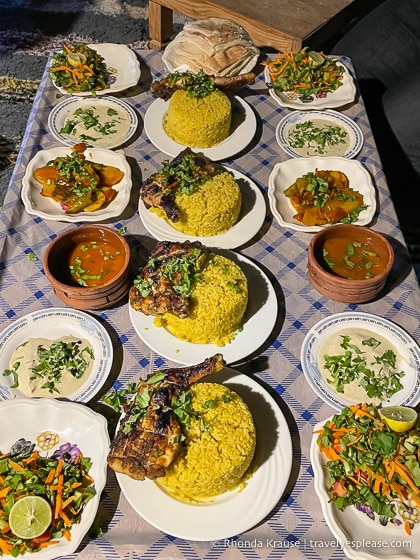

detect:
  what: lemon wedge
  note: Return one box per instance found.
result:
[308,51,325,66]
[67,52,87,68]
[380,406,418,433]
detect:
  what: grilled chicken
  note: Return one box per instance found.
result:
[129,240,209,318]
[140,148,216,222]
[107,354,226,480]
[150,71,256,100]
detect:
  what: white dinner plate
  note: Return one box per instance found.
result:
[144,94,257,160]
[264,61,356,110]
[48,96,139,149]
[50,43,141,96]
[0,308,113,402]
[276,110,364,159]
[311,414,419,559]
[268,156,376,233]
[301,312,420,410]
[139,167,266,249]
[0,398,109,560]
[116,367,293,541]
[21,146,132,222]
[129,251,278,366]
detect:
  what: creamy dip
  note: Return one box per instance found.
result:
[61,103,132,148]
[8,336,94,398]
[318,327,407,404]
[287,118,351,157]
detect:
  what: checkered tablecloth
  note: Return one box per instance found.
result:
[0,49,419,560]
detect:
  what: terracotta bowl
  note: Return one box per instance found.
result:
[307,224,394,303]
[43,225,131,310]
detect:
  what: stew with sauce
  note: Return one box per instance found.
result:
[321,237,385,280]
[65,239,125,287]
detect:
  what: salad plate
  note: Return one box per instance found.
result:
[21,146,132,222]
[116,367,293,541]
[50,43,141,96]
[276,110,364,159]
[0,308,113,402]
[264,61,356,110]
[268,156,376,233]
[0,398,109,559]
[144,94,257,160]
[301,312,420,411]
[139,167,266,249]
[129,251,278,366]
[48,96,139,149]
[311,413,420,559]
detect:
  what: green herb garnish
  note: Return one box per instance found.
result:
[133,247,203,298]
[288,120,348,155]
[323,334,405,400]
[168,69,215,99]
[3,340,94,394]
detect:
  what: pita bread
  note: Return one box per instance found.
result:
[163,18,259,77]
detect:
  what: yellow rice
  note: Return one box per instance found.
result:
[163,89,232,148]
[158,382,256,503]
[155,253,248,346]
[150,171,242,236]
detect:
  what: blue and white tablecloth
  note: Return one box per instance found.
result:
[0,49,419,560]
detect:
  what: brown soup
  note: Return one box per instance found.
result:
[66,239,125,287]
[320,236,386,280]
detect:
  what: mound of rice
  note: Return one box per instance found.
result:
[155,253,248,345]
[158,382,256,503]
[163,89,232,148]
[151,171,242,236]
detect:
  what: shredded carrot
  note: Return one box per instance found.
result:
[0,537,13,554]
[54,492,62,520]
[391,460,419,494]
[55,459,64,478]
[39,540,59,549]
[62,530,72,542]
[45,468,56,485]
[61,496,75,510]
[8,459,25,472]
[58,509,72,528]
[0,487,11,499]
[23,450,39,465]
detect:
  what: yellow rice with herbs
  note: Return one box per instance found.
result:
[163,89,232,148]
[150,171,242,236]
[158,382,256,503]
[155,253,248,346]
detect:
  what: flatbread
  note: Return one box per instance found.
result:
[163,18,259,77]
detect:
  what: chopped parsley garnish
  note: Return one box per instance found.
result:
[323,334,405,400]
[168,69,215,99]
[133,247,203,298]
[159,154,212,196]
[60,106,121,138]
[3,340,94,394]
[288,120,348,155]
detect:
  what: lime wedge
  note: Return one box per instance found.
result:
[67,52,87,68]
[8,495,52,539]
[380,406,418,433]
[308,51,325,66]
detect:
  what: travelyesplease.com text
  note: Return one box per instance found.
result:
[211,538,412,550]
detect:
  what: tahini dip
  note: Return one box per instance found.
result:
[62,103,131,148]
[287,118,351,157]
[8,336,94,398]
[317,327,407,404]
